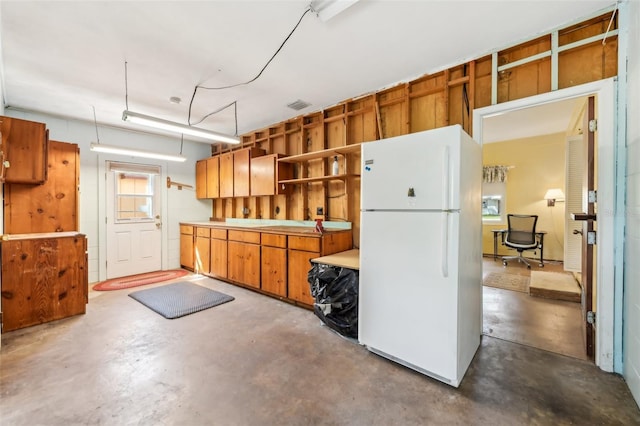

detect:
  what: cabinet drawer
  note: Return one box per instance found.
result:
[261,233,287,248]
[211,229,227,239]
[288,236,320,252]
[228,230,261,244]
[196,227,211,238]
[180,225,194,235]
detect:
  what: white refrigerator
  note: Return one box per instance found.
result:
[359,124,482,388]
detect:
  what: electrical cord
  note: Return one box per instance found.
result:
[188,7,313,128]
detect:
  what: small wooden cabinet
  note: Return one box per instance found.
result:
[195,159,207,199]
[0,116,49,184]
[194,227,211,274]
[1,233,88,332]
[179,225,194,270]
[233,147,266,197]
[227,230,261,288]
[206,156,220,198]
[219,152,234,198]
[261,233,287,297]
[250,154,293,196]
[210,229,228,278]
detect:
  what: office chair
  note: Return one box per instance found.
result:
[502,214,539,269]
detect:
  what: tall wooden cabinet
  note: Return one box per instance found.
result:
[1,233,88,332]
[0,116,49,184]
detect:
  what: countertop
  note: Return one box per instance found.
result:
[1,231,85,241]
[311,249,360,269]
[180,221,351,237]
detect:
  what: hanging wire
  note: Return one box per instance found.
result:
[92,105,101,143]
[124,61,129,110]
[188,7,312,128]
[180,135,184,155]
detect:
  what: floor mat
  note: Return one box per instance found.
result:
[92,269,189,291]
[128,281,234,319]
[483,272,530,293]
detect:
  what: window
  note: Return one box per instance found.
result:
[482,182,506,224]
[115,172,155,221]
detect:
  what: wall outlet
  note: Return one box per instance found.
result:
[242,207,250,215]
[316,207,323,215]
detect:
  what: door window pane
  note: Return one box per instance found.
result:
[115,172,154,222]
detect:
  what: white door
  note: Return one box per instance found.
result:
[106,161,162,279]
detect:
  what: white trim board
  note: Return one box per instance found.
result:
[473,78,620,373]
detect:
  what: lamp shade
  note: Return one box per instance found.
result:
[543,188,565,201]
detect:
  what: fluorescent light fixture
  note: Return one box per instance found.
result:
[90,142,187,162]
[311,0,360,22]
[122,110,240,144]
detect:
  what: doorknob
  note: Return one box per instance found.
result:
[156,222,162,229]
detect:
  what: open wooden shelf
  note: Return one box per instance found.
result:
[279,174,360,185]
[277,144,361,163]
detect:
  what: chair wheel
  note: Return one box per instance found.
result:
[527,265,531,269]
[503,261,507,266]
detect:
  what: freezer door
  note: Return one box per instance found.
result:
[361,127,461,211]
[359,210,460,382]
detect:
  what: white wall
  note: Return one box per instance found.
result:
[624,0,640,408]
[2,110,211,283]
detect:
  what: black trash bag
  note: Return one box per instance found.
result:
[307,263,359,338]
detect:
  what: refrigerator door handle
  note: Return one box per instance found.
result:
[442,146,450,211]
[441,212,449,277]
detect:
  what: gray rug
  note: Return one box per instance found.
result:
[128,281,234,319]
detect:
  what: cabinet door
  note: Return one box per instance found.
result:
[195,159,207,199]
[219,152,234,198]
[211,238,228,278]
[206,156,220,198]
[250,155,275,196]
[233,149,251,197]
[288,249,317,306]
[195,236,211,274]
[228,241,260,288]
[262,246,287,297]
[180,232,194,270]
[0,116,48,184]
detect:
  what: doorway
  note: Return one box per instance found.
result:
[473,78,618,372]
[105,161,162,279]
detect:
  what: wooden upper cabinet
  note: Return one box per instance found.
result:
[234,147,266,197]
[3,141,79,234]
[219,152,234,198]
[206,156,220,198]
[250,154,293,196]
[0,116,49,184]
[195,159,207,199]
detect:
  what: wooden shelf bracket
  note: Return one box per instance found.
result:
[167,177,193,190]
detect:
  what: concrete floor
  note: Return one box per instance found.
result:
[482,257,587,360]
[1,274,639,425]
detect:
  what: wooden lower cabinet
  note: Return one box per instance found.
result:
[195,235,210,274]
[179,223,352,307]
[288,249,317,306]
[180,225,194,270]
[210,230,228,279]
[1,233,88,332]
[228,241,261,289]
[261,246,287,297]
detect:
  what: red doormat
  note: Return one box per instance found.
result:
[92,269,190,291]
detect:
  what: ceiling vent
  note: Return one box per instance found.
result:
[287,99,311,111]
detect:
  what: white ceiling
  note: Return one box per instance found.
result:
[0,0,614,143]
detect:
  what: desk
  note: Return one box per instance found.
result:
[491,230,546,267]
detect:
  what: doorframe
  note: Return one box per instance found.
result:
[473,78,620,373]
[97,154,170,282]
